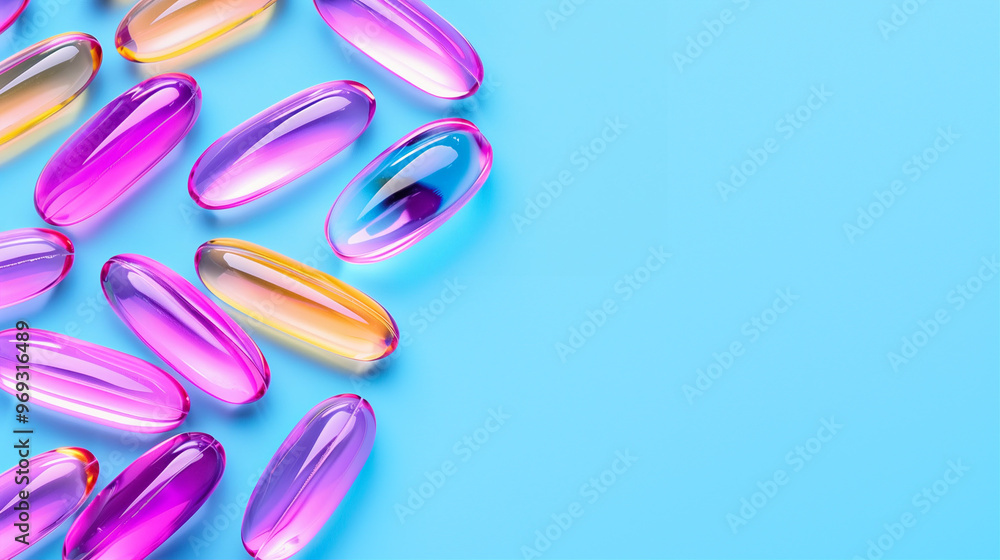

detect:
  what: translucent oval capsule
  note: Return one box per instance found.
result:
[0,0,28,34]
[0,32,102,146]
[116,0,275,62]
[35,73,201,226]
[242,394,375,560]
[0,329,189,432]
[189,80,376,209]
[0,227,74,309]
[102,254,269,404]
[314,0,483,99]
[194,238,398,361]
[326,118,492,263]
[63,432,224,560]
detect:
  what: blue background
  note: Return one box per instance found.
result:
[1,1,998,558]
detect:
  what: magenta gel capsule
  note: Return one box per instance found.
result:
[242,394,375,560]
[0,0,27,34]
[102,254,270,404]
[0,227,74,309]
[0,448,98,559]
[314,0,483,99]
[189,80,376,209]
[35,73,201,226]
[0,329,189,432]
[326,118,492,263]
[64,432,225,560]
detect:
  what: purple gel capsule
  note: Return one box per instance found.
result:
[64,432,225,560]
[0,227,74,309]
[189,80,376,209]
[314,0,483,99]
[326,118,492,263]
[0,448,98,559]
[0,329,189,432]
[242,395,375,560]
[35,73,201,226]
[102,254,269,404]
[0,0,28,34]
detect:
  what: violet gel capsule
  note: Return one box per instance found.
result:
[102,254,270,404]
[0,448,98,559]
[242,394,375,560]
[0,227,74,309]
[64,432,225,560]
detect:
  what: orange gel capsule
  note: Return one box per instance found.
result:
[195,239,398,361]
[115,0,276,62]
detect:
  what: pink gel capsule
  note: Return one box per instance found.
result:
[0,0,28,34]
[102,254,269,404]
[314,0,483,99]
[0,329,189,432]
[0,448,98,559]
[35,73,201,226]
[64,432,225,560]
[189,80,376,209]
[242,395,375,560]
[326,118,492,263]
[0,227,74,309]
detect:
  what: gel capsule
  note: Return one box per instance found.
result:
[0,448,98,559]
[0,0,28,34]
[116,0,275,62]
[35,73,201,226]
[326,118,492,263]
[189,80,376,209]
[0,227,74,309]
[0,32,101,145]
[242,394,375,560]
[314,0,483,99]
[195,238,398,361]
[63,432,224,560]
[102,254,269,404]
[0,329,189,432]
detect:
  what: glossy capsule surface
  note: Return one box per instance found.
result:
[0,0,28,34]
[326,118,492,263]
[116,0,275,62]
[314,0,482,99]
[64,432,225,560]
[0,32,101,145]
[102,254,269,404]
[35,73,201,226]
[0,329,189,432]
[0,448,98,559]
[189,80,376,209]
[195,238,398,361]
[243,394,375,560]
[0,228,74,309]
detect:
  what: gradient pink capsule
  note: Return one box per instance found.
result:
[314,0,483,99]
[242,394,375,560]
[0,0,28,34]
[102,254,270,404]
[0,329,189,432]
[0,227,74,309]
[64,432,225,560]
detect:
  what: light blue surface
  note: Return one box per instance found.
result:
[1,1,998,559]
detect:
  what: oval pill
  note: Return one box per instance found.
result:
[242,394,375,560]
[0,329,189,432]
[0,227,74,309]
[326,118,492,263]
[102,254,269,404]
[35,73,201,226]
[189,80,376,209]
[0,0,28,34]
[194,238,398,361]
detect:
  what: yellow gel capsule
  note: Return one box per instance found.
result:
[195,238,398,361]
[0,33,102,146]
[115,0,276,62]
